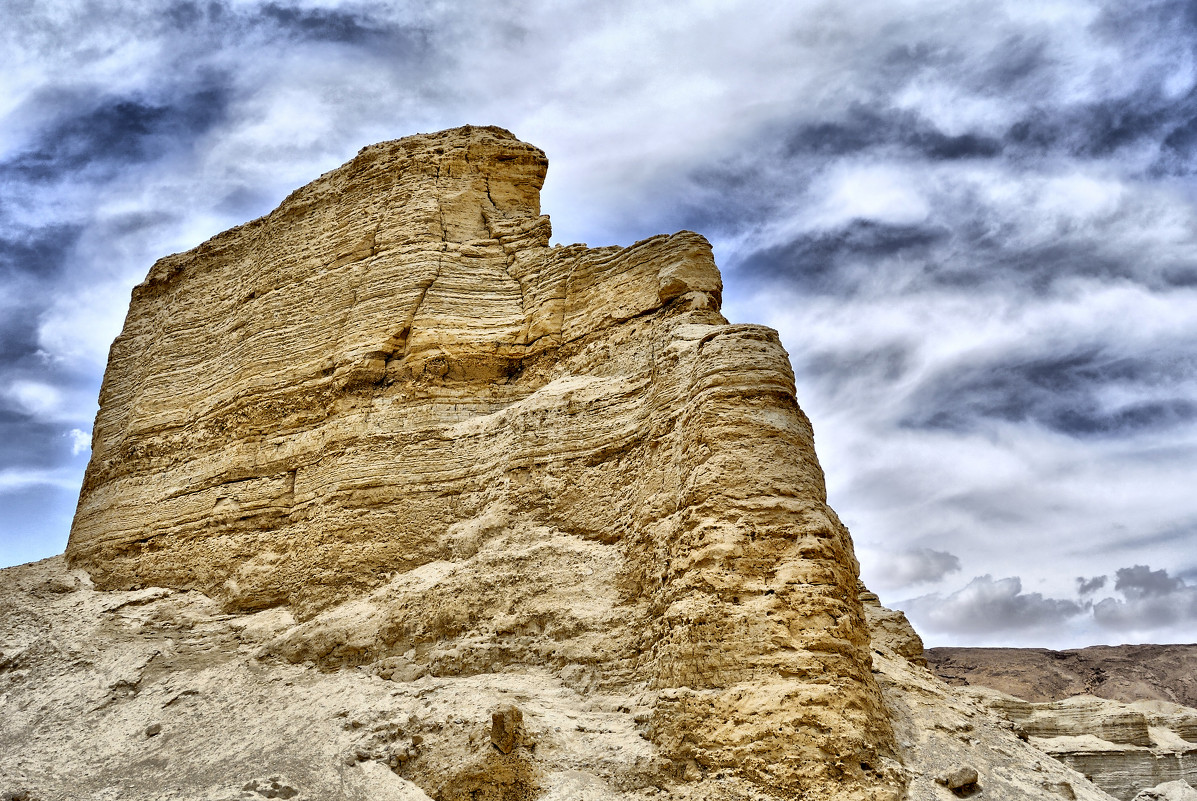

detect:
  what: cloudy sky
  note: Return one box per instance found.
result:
[2,0,1196,647]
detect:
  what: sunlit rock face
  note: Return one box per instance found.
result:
[66,125,897,799]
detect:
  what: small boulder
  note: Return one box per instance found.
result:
[144,723,162,738]
[1133,780,1197,801]
[935,765,979,796]
[490,704,524,754]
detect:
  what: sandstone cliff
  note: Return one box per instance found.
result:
[927,648,1197,800]
[0,126,1128,801]
[961,690,1197,800]
[63,126,893,800]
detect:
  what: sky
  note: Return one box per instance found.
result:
[1,0,1195,648]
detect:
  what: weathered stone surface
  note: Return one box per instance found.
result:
[859,583,926,666]
[1133,780,1197,801]
[490,704,525,754]
[0,555,1125,801]
[934,765,978,792]
[862,608,1119,801]
[963,689,1197,800]
[61,125,895,799]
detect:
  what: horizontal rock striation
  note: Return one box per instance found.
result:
[966,690,1197,800]
[66,126,897,799]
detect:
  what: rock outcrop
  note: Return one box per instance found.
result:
[960,690,1197,800]
[1,554,1122,801]
[63,126,895,800]
[1133,780,1197,801]
[0,125,1137,800]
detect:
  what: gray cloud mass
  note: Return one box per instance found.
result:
[1,0,1195,646]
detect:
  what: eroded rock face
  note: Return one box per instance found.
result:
[1,555,1124,801]
[65,126,896,799]
[964,690,1197,800]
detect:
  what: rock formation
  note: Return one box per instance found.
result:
[0,126,1137,800]
[0,554,1122,801]
[63,125,895,800]
[957,689,1197,800]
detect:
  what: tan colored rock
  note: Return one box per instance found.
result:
[962,689,1197,800]
[1,554,1125,801]
[934,764,978,792]
[1133,780,1197,801]
[491,704,525,754]
[862,600,1119,801]
[860,583,926,666]
[62,126,895,799]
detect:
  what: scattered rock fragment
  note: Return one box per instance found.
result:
[144,722,162,737]
[241,777,298,799]
[936,765,980,796]
[1044,780,1078,799]
[1134,780,1197,801]
[490,704,524,754]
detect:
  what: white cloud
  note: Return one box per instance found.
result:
[4,380,63,418]
[897,575,1087,644]
[69,428,90,456]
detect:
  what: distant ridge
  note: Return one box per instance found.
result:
[926,644,1197,706]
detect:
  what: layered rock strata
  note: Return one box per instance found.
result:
[66,126,896,799]
[962,690,1197,801]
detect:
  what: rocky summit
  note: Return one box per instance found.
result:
[0,126,1185,800]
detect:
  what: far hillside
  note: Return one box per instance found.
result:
[926,644,1197,706]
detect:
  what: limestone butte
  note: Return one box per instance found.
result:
[35,126,1135,800]
[65,125,894,799]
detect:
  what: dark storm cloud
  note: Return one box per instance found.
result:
[802,342,914,385]
[258,2,399,45]
[0,413,78,472]
[1093,565,1197,631]
[1077,575,1108,595]
[160,0,432,55]
[733,221,948,294]
[729,203,1197,295]
[898,575,1086,635]
[1001,89,1188,161]
[0,226,84,281]
[1114,564,1185,598]
[784,105,1004,162]
[900,349,1197,438]
[1,83,232,184]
